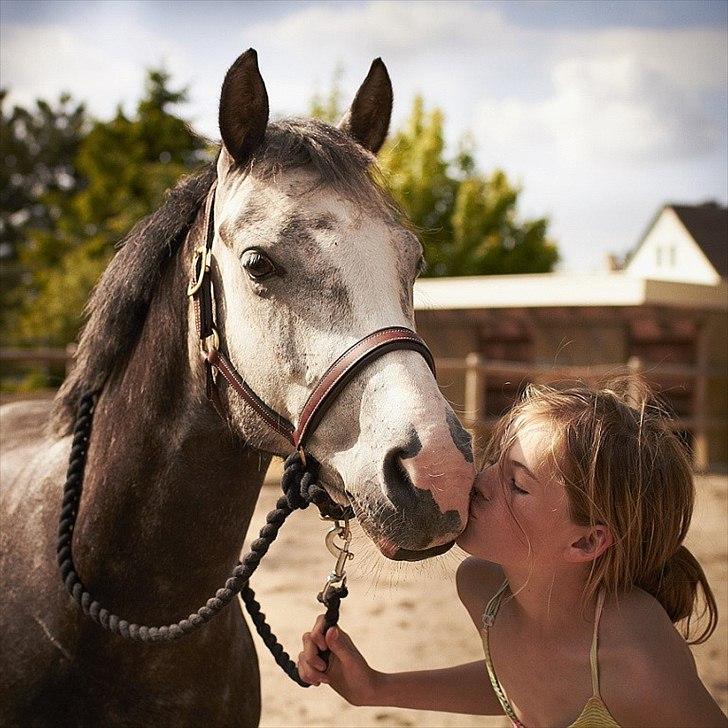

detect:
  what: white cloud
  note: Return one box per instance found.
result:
[1,19,190,118]
[475,52,720,168]
[578,27,728,91]
[247,1,510,60]
[0,1,724,270]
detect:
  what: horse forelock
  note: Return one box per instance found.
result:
[239,119,401,222]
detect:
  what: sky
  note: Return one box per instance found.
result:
[1,0,726,270]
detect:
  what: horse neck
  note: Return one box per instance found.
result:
[73,205,271,623]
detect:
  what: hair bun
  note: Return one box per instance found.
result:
[643,545,717,642]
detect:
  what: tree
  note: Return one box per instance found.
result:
[0,91,88,343]
[309,64,344,124]
[448,170,557,276]
[378,97,458,275]
[15,70,208,347]
[310,74,558,276]
[379,96,558,276]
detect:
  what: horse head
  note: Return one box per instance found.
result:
[201,49,475,561]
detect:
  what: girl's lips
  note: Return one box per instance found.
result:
[468,487,480,520]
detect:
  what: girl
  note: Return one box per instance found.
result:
[298,383,727,726]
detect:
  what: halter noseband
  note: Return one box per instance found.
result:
[188,185,436,453]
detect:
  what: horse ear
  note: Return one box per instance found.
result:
[219,48,269,166]
[338,58,393,154]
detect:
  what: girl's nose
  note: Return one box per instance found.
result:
[475,467,493,502]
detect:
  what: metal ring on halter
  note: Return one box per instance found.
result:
[201,327,219,355]
[187,246,211,297]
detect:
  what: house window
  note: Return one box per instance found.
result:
[656,247,662,266]
[669,245,677,266]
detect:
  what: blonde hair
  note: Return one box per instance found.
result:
[483,380,718,644]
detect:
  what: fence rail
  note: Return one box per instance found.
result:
[2,347,725,469]
[438,353,726,471]
[0,345,77,373]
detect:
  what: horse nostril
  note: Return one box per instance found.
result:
[382,435,422,509]
[379,438,464,550]
[383,446,414,491]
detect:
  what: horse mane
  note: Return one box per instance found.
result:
[51,163,217,434]
[52,119,398,435]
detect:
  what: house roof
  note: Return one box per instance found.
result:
[629,201,727,277]
[413,273,728,312]
[670,202,728,277]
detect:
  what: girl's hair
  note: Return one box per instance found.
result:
[482,379,718,644]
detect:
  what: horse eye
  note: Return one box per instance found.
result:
[241,249,277,280]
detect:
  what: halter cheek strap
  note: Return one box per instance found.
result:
[188,187,436,453]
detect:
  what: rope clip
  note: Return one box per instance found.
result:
[319,519,353,602]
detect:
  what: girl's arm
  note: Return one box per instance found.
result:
[298,616,503,715]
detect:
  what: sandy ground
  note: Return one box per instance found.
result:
[244,466,728,728]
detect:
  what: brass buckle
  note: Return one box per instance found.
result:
[187,246,211,297]
[201,327,219,355]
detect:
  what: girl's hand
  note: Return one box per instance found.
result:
[297,614,381,706]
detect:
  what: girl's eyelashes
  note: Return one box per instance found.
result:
[509,478,529,496]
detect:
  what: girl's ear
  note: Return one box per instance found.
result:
[566,525,613,563]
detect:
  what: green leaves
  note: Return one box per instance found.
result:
[379,96,558,277]
[309,63,345,124]
[2,70,207,349]
[4,71,560,356]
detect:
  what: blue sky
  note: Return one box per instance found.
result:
[2,0,726,270]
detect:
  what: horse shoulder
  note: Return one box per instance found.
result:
[1,401,81,722]
[1,400,68,517]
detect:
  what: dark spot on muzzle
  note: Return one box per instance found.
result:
[377,430,463,551]
[446,409,473,463]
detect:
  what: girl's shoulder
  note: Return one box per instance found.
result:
[599,588,723,725]
[601,586,689,654]
[456,557,504,628]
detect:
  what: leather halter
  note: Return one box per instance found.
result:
[188,186,436,452]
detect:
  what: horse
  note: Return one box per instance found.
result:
[0,50,476,727]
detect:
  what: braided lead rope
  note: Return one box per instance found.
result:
[57,392,349,682]
[315,582,349,666]
[239,582,347,687]
[239,562,349,685]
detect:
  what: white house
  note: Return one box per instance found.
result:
[411,201,728,469]
[625,202,727,285]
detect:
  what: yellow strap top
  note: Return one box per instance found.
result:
[480,582,621,728]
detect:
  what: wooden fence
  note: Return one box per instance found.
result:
[0,345,77,373]
[2,347,724,469]
[438,354,726,471]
